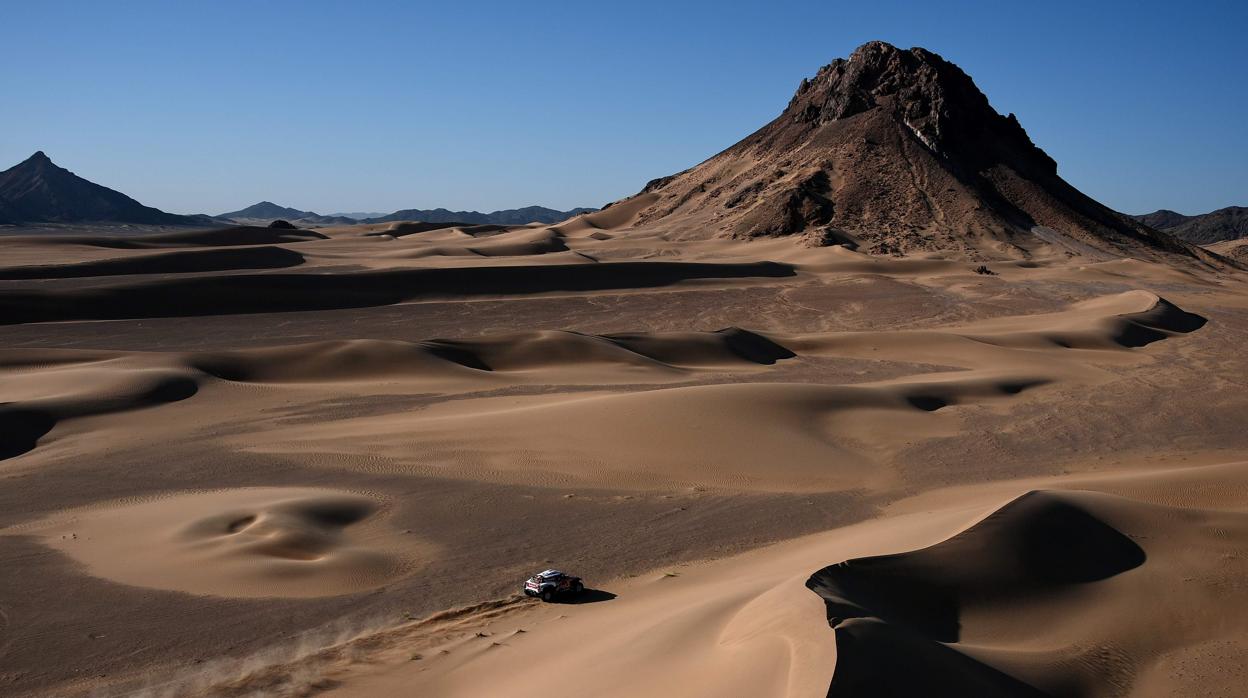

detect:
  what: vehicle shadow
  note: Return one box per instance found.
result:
[561,588,617,604]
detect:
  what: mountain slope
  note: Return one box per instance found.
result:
[593,41,1212,264]
[0,152,198,225]
[1133,206,1247,245]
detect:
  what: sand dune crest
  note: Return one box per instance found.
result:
[807,488,1248,696]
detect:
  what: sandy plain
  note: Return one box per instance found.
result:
[0,211,1246,696]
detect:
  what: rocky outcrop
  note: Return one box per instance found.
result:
[604,41,1216,264]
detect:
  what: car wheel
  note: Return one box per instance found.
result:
[572,581,584,594]
[540,589,555,602]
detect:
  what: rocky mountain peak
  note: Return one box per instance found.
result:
[599,41,1217,266]
[782,41,1054,178]
[0,151,196,225]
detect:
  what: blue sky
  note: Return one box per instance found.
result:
[2,0,1244,216]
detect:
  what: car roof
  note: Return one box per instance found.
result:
[537,569,564,577]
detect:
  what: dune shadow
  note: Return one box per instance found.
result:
[806,491,1145,645]
[0,408,56,461]
[718,327,797,364]
[560,588,617,604]
[827,617,1049,697]
[0,261,796,325]
[0,373,198,461]
[1116,299,1208,347]
[421,341,494,371]
[78,226,329,248]
[136,376,200,405]
[905,395,949,412]
[0,246,304,280]
[806,490,1148,697]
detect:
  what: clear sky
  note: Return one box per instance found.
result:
[2,0,1244,216]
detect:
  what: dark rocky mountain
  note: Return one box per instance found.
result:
[1132,209,1192,231]
[217,201,355,226]
[220,202,593,227]
[218,201,316,221]
[364,205,596,226]
[1132,206,1247,245]
[602,41,1214,264]
[0,151,200,225]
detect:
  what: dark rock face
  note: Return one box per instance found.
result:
[267,219,298,229]
[784,42,1056,179]
[606,41,1215,264]
[0,152,197,225]
[1133,206,1247,245]
[735,170,835,237]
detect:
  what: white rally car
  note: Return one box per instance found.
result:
[523,569,584,602]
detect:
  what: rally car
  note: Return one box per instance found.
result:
[523,569,584,602]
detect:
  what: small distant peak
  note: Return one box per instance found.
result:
[27,150,52,164]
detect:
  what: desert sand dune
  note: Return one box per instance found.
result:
[230,291,1199,492]
[306,462,1248,698]
[1207,238,1248,265]
[0,362,198,460]
[0,260,795,324]
[251,376,1052,491]
[187,339,501,384]
[0,215,1243,698]
[17,225,330,248]
[812,486,1248,697]
[423,326,794,372]
[8,488,428,599]
[372,228,571,259]
[809,490,1147,694]
[955,290,1208,348]
[360,221,482,237]
[550,192,660,236]
[0,327,799,465]
[0,245,304,279]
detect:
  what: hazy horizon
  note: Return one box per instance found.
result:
[3,0,1245,217]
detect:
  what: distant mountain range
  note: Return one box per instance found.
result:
[1130,207,1247,245]
[0,152,211,226]
[360,206,597,225]
[218,201,595,227]
[4,150,1237,250]
[217,202,356,226]
[327,211,387,220]
[0,152,596,228]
